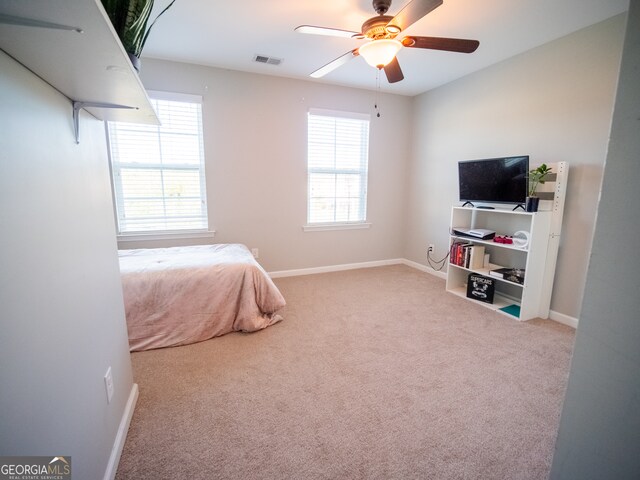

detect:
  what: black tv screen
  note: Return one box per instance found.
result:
[458,156,529,205]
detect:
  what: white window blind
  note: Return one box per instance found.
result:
[107,92,208,234]
[307,109,370,224]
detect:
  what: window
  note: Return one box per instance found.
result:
[107,91,208,235]
[306,109,370,226]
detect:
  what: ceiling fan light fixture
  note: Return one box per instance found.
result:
[358,39,402,69]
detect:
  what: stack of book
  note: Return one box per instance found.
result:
[449,242,485,270]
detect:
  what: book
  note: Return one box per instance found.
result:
[468,245,485,270]
[449,242,458,265]
[449,241,472,267]
[449,243,486,270]
[489,267,525,285]
[466,273,495,304]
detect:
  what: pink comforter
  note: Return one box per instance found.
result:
[118,244,285,351]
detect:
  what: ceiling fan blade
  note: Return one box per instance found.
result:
[295,25,362,39]
[387,0,443,32]
[402,36,479,53]
[384,57,404,83]
[310,49,359,78]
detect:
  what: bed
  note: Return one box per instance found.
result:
[118,244,285,351]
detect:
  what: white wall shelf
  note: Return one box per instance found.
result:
[0,0,158,142]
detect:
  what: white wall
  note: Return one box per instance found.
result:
[551,2,640,477]
[0,52,134,479]
[404,15,626,320]
[120,60,413,272]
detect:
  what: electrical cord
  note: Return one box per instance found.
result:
[427,249,450,271]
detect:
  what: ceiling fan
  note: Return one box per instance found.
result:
[295,0,479,83]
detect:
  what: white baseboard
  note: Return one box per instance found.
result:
[549,310,579,329]
[400,259,447,279]
[268,259,404,278]
[103,383,139,480]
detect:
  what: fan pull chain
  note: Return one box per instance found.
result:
[375,69,381,118]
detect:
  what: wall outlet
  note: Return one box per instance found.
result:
[251,248,259,259]
[428,244,435,254]
[104,367,114,404]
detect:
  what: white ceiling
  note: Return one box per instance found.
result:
[142,0,628,96]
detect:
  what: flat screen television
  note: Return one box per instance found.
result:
[458,156,529,206]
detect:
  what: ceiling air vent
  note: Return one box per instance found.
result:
[253,54,283,66]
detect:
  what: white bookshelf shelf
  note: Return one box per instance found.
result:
[447,286,521,318]
[450,234,529,252]
[449,263,525,288]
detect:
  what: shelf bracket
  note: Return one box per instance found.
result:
[73,101,137,144]
[0,14,84,33]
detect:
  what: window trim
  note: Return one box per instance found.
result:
[117,229,217,242]
[305,108,370,228]
[302,222,371,232]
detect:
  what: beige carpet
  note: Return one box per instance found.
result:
[116,265,574,480]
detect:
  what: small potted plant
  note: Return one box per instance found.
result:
[101,0,176,72]
[526,163,553,212]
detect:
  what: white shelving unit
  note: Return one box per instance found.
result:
[0,0,158,142]
[446,208,551,320]
[445,162,568,321]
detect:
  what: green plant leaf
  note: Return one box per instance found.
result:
[123,0,154,57]
[528,164,553,196]
[101,0,131,36]
[102,0,176,58]
[139,0,177,55]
